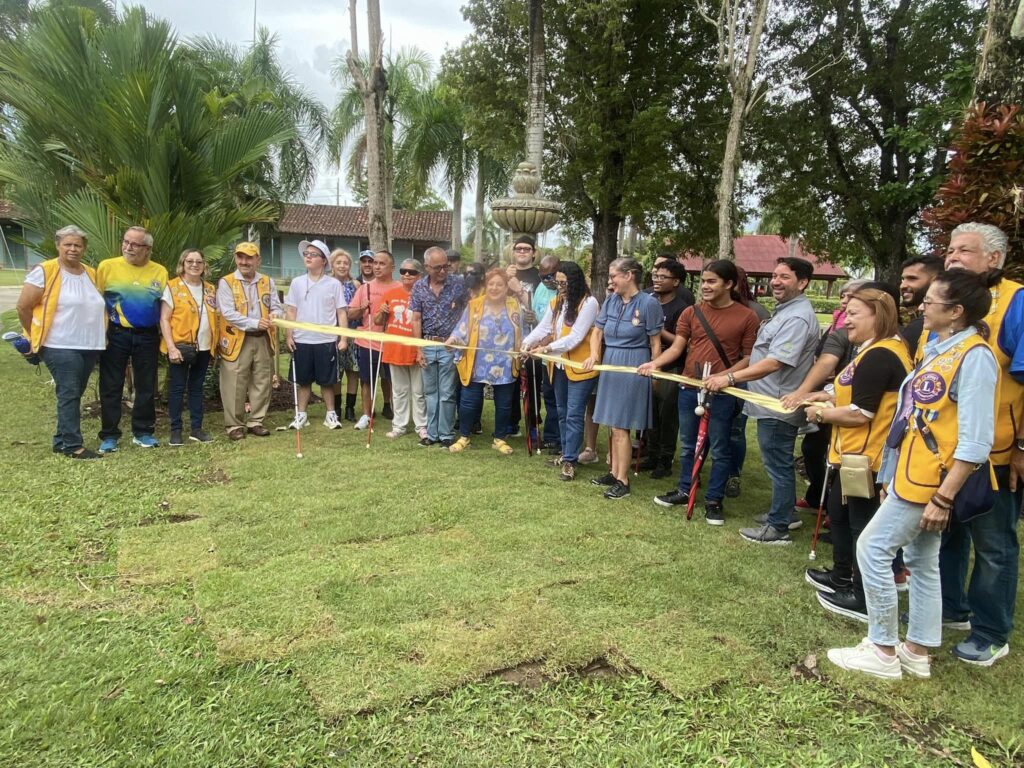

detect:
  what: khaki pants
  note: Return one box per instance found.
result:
[220,335,274,430]
[390,363,426,433]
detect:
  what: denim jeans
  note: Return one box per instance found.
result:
[421,345,457,441]
[858,493,942,648]
[756,418,799,531]
[40,347,99,452]
[728,405,748,476]
[99,325,160,439]
[167,350,211,432]
[939,465,1021,646]
[459,380,515,439]
[552,369,597,463]
[677,387,736,502]
[645,377,679,468]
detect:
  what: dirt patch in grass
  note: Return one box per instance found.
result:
[138,513,202,526]
[197,469,230,485]
[488,654,638,690]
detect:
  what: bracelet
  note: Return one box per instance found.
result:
[930,497,952,511]
[933,491,954,506]
[727,372,736,386]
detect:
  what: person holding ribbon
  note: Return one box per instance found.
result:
[331,248,361,422]
[159,248,220,446]
[797,288,912,622]
[522,261,599,481]
[826,270,997,680]
[584,258,664,500]
[445,269,521,455]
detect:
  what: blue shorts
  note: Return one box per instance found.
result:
[293,342,338,387]
[356,345,391,384]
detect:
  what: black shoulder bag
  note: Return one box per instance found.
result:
[914,412,994,523]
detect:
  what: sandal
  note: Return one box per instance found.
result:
[492,438,513,455]
[449,436,471,453]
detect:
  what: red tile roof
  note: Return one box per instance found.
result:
[679,235,848,279]
[276,203,452,243]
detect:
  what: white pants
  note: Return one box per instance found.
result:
[390,363,426,433]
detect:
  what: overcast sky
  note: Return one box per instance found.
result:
[132,0,473,207]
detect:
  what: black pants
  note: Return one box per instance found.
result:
[827,471,881,586]
[510,358,559,444]
[167,350,212,431]
[802,423,832,505]
[645,378,679,468]
[99,325,160,440]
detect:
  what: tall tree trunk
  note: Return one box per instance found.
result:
[450,183,463,249]
[592,209,624,292]
[348,0,389,252]
[713,0,770,261]
[474,163,485,260]
[975,0,1024,105]
[616,219,625,255]
[626,222,638,255]
[526,0,545,175]
[349,0,358,58]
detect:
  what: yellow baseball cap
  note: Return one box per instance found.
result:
[234,241,260,257]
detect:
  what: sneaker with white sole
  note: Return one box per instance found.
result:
[577,448,599,465]
[895,643,931,678]
[739,524,792,545]
[952,637,1010,667]
[98,438,119,454]
[323,411,341,430]
[289,412,309,430]
[385,429,406,439]
[354,414,371,430]
[827,638,902,679]
[132,434,159,448]
[753,511,803,530]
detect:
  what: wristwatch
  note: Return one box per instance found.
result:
[814,409,825,424]
[1016,438,1024,451]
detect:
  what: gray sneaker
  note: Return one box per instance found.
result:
[740,524,792,545]
[753,512,803,530]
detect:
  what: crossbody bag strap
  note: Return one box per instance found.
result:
[692,305,733,370]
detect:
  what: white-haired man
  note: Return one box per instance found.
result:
[934,222,1024,666]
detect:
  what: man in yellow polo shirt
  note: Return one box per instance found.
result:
[96,226,168,453]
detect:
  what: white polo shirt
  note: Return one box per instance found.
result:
[284,274,347,344]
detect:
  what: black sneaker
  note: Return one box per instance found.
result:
[650,464,672,479]
[190,429,214,443]
[169,430,184,447]
[473,422,483,435]
[603,481,630,499]
[65,447,102,460]
[418,437,436,447]
[591,472,617,487]
[804,567,851,595]
[704,501,725,526]
[654,489,689,507]
[382,403,394,420]
[817,588,868,623]
[725,475,741,498]
[437,438,454,448]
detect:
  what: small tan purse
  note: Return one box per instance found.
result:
[838,453,874,499]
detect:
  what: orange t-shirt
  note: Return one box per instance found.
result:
[380,284,417,365]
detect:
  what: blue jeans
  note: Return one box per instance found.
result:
[858,493,942,648]
[421,345,457,441]
[939,465,1021,646]
[167,350,212,431]
[40,347,99,453]
[552,369,597,463]
[756,418,799,531]
[676,388,735,502]
[459,381,515,438]
[99,325,160,439]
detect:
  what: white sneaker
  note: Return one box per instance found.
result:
[895,643,931,678]
[288,412,309,430]
[386,428,406,439]
[354,414,371,430]
[826,638,902,679]
[323,411,341,430]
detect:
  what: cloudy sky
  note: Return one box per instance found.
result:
[133,0,473,207]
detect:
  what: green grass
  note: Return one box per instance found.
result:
[1,339,1022,767]
[0,268,27,286]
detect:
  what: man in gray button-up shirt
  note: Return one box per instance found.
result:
[707,257,819,544]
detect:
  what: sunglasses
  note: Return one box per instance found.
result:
[399,268,421,276]
[540,273,556,283]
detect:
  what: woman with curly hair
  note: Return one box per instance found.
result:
[523,261,600,481]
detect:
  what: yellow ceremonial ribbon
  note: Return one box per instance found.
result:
[273,318,798,414]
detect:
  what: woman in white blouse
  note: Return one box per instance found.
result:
[522,261,600,481]
[16,226,107,459]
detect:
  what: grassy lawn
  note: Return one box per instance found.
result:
[1,329,1021,767]
[0,268,27,286]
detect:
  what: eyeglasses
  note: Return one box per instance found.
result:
[540,274,556,283]
[513,246,533,253]
[183,259,205,266]
[427,263,450,271]
[554,280,568,288]
[399,268,421,276]
[921,299,956,307]
[652,274,674,281]
[122,240,150,250]
[303,251,323,259]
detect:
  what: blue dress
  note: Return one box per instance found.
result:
[592,291,664,430]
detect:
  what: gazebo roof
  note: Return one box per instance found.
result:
[678,235,848,279]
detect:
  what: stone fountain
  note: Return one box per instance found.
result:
[490,161,562,240]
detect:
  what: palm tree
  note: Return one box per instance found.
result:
[0,6,294,270]
[183,27,330,202]
[463,210,502,262]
